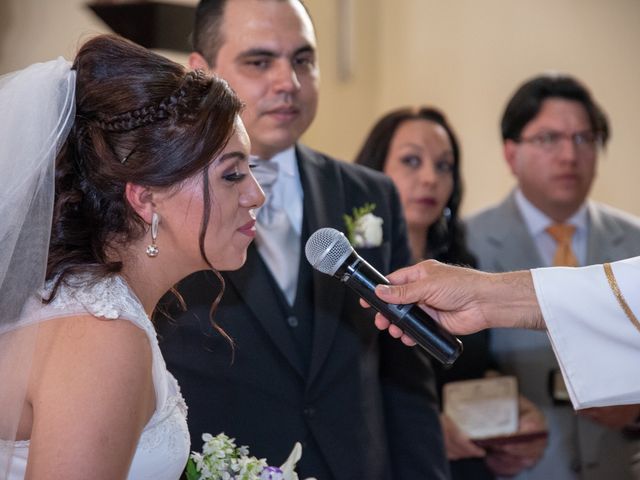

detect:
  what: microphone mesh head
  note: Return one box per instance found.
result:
[305,228,354,275]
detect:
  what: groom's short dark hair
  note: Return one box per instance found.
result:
[192,0,311,67]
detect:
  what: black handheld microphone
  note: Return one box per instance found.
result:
[305,228,463,366]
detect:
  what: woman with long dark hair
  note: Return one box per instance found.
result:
[355,106,495,479]
[355,107,476,266]
[0,34,264,479]
[356,106,548,478]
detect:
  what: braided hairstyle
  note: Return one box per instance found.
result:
[47,34,242,295]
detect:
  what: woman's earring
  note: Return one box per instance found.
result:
[146,213,159,257]
[436,207,451,237]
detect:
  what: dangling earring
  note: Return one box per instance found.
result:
[435,206,451,241]
[146,213,159,257]
[442,206,452,221]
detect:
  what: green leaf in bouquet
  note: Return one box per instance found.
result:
[185,458,199,480]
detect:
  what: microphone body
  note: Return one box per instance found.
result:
[334,252,462,366]
[305,228,462,366]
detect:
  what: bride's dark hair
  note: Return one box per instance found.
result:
[46,34,242,297]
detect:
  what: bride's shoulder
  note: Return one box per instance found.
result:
[41,273,149,327]
[36,310,152,359]
[29,309,156,465]
[35,272,153,365]
[27,273,156,385]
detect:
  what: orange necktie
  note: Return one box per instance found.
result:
[546,224,578,267]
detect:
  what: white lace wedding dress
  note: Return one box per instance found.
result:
[3,275,190,479]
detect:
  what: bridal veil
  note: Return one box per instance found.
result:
[0,58,75,475]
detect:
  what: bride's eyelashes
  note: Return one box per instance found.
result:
[221,162,251,183]
[215,151,251,184]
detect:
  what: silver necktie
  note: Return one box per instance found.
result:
[253,159,300,305]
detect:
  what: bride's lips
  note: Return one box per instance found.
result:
[237,219,257,238]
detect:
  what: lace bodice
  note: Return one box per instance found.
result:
[5,275,190,479]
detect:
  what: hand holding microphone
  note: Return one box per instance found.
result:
[305,227,463,366]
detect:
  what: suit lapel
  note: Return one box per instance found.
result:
[297,145,347,384]
[225,244,305,378]
[586,202,625,264]
[487,193,545,270]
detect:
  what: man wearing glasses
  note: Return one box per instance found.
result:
[466,74,640,480]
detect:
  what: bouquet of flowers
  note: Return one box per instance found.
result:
[185,433,313,480]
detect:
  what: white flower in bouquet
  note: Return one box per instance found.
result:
[185,433,315,480]
[343,203,383,248]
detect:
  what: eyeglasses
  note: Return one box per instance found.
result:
[517,130,600,153]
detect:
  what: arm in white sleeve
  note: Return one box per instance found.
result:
[531,256,640,409]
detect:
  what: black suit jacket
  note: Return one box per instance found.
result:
[157,145,448,480]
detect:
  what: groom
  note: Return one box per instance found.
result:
[157,1,448,479]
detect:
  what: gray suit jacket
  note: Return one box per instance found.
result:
[465,191,640,480]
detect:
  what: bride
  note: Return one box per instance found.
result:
[0,34,264,479]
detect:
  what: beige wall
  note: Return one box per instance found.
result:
[301,0,379,165]
[2,0,639,216]
[1,0,108,70]
[305,0,640,216]
[0,0,188,72]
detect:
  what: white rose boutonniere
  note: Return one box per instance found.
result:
[343,203,384,248]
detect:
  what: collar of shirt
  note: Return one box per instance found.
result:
[514,188,589,266]
[254,146,304,235]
